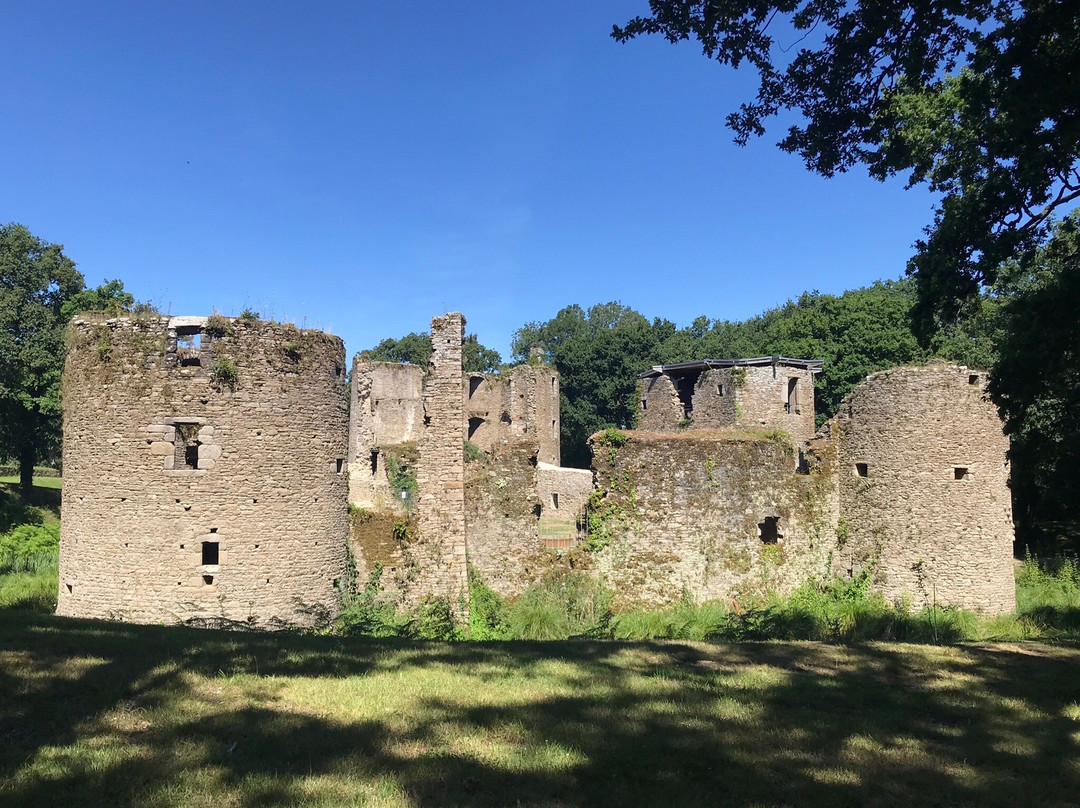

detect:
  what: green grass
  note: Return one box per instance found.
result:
[0,475,63,490]
[1,611,1078,807]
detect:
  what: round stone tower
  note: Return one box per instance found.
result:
[833,363,1015,613]
[57,313,349,628]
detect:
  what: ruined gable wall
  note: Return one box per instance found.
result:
[57,314,348,628]
[590,430,837,607]
[411,313,469,608]
[348,359,422,508]
[464,365,561,465]
[735,366,817,443]
[637,375,683,430]
[688,369,738,428]
[833,364,1015,613]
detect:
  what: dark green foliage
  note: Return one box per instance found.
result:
[336,564,460,640]
[408,597,459,641]
[238,308,259,321]
[462,441,486,464]
[988,216,1080,551]
[362,332,501,373]
[614,1,1080,333]
[467,568,505,640]
[0,224,85,488]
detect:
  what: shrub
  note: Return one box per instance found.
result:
[468,568,506,640]
[210,357,238,391]
[463,441,486,464]
[239,308,259,321]
[0,523,60,574]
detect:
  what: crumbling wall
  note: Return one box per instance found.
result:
[735,366,817,443]
[411,313,469,608]
[833,364,1015,613]
[463,442,545,597]
[57,314,348,628]
[637,374,684,430]
[686,369,739,428]
[348,359,423,508]
[589,429,837,607]
[464,365,561,465]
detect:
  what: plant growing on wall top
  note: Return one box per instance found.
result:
[210,357,238,391]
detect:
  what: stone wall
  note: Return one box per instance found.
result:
[536,462,592,550]
[590,429,837,607]
[57,314,348,628]
[735,366,817,444]
[832,364,1015,613]
[411,313,469,609]
[465,365,560,465]
[348,359,423,508]
[637,363,817,443]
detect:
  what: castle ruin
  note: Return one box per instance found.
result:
[58,312,1017,627]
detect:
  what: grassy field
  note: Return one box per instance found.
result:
[0,475,62,490]
[1,609,1079,807]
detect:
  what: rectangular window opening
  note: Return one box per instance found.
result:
[786,377,800,414]
[954,466,970,480]
[968,374,979,385]
[855,462,869,478]
[717,384,724,396]
[369,450,378,475]
[174,423,201,470]
[551,492,559,510]
[641,398,648,411]
[202,574,214,586]
[468,376,483,397]
[176,327,203,367]
[201,541,219,566]
[335,458,345,473]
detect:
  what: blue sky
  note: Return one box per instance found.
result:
[2,1,936,361]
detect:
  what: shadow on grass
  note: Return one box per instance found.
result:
[2,609,1079,807]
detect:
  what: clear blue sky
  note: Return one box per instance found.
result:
[1,1,936,361]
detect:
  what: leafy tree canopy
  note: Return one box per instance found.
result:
[614,1,1080,330]
[361,332,502,374]
[0,226,77,486]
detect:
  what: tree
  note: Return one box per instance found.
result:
[613,1,1080,329]
[987,213,1080,550]
[361,332,502,374]
[0,224,84,490]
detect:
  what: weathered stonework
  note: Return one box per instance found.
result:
[411,313,469,609]
[598,361,1014,614]
[57,314,348,628]
[832,364,1015,612]
[465,365,560,466]
[590,429,837,607]
[638,359,820,443]
[536,462,592,550]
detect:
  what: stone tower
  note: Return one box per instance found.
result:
[57,313,349,628]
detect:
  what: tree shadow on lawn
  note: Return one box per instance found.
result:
[2,611,1079,807]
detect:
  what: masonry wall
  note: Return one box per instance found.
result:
[637,374,685,431]
[590,429,837,607]
[411,313,469,609]
[734,366,817,443]
[57,314,348,628]
[536,462,592,550]
[686,369,739,429]
[465,365,560,465]
[833,364,1015,613]
[463,442,545,597]
[348,359,423,508]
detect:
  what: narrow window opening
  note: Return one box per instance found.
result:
[552,419,557,439]
[641,398,648,411]
[468,417,484,440]
[717,384,724,396]
[758,516,782,545]
[335,458,345,473]
[533,503,542,518]
[855,462,869,478]
[201,541,219,566]
[786,377,800,414]
[174,423,200,470]
[66,583,73,594]
[209,527,217,534]
[332,578,340,589]
[954,466,970,480]
[500,411,511,425]
[176,327,203,367]
[968,374,979,385]
[370,450,378,475]
[551,376,556,391]
[552,492,559,510]
[423,415,431,427]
